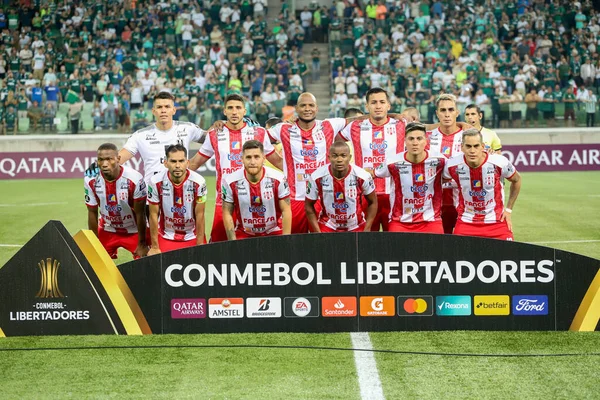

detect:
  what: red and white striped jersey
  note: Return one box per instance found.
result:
[84,166,146,234]
[443,154,517,224]
[222,167,290,236]
[306,164,375,231]
[339,117,407,194]
[198,123,275,206]
[375,151,445,223]
[147,169,208,241]
[268,119,346,200]
[427,127,463,159]
[123,121,205,183]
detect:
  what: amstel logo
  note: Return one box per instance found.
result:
[36,258,64,299]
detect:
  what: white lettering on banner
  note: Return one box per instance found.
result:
[9,310,90,321]
[502,149,600,167]
[70,157,97,173]
[568,149,600,166]
[164,260,555,287]
[0,156,69,177]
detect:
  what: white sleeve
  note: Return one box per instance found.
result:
[134,178,147,200]
[339,121,352,141]
[147,179,160,204]
[84,178,97,207]
[259,127,275,155]
[222,179,234,203]
[362,174,376,196]
[500,157,517,179]
[305,173,319,201]
[374,162,391,178]
[198,132,215,158]
[278,176,290,199]
[267,123,282,142]
[196,179,208,201]
[190,124,206,143]
[327,117,348,134]
[123,133,140,156]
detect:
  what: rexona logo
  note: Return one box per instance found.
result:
[397,296,434,316]
[322,296,357,317]
[284,297,319,317]
[171,298,206,319]
[473,295,510,316]
[208,298,244,319]
[436,295,471,316]
[512,295,549,316]
[359,296,395,317]
[246,297,282,318]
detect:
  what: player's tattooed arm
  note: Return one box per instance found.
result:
[280,197,292,235]
[222,201,237,240]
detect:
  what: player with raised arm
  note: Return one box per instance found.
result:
[188,94,283,242]
[86,92,210,183]
[305,142,377,232]
[222,140,291,240]
[147,144,208,255]
[464,104,502,154]
[267,92,354,233]
[443,129,522,240]
[375,122,445,233]
[84,143,148,259]
[337,88,408,231]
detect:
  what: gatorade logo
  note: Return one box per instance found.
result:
[360,296,395,317]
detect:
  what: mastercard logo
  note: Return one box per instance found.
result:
[397,296,434,316]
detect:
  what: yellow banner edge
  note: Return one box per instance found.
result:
[73,230,152,335]
[569,268,600,331]
[0,326,5,337]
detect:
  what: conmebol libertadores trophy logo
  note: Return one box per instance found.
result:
[35,258,64,299]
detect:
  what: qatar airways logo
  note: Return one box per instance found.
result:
[300,148,319,160]
[369,141,388,155]
[227,153,243,165]
[411,185,429,197]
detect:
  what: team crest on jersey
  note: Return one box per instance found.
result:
[335,192,344,200]
[175,196,183,205]
[108,194,117,203]
[119,192,127,201]
[263,189,273,200]
[485,175,495,187]
[442,146,451,155]
[252,195,261,204]
[373,130,383,139]
[427,167,436,178]
[185,193,194,203]
[414,174,424,182]
[313,127,325,142]
[347,188,357,199]
[231,141,241,150]
[473,180,482,188]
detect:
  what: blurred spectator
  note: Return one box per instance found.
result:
[69,102,82,134]
[41,103,56,132]
[27,100,42,130]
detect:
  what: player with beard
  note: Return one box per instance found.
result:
[305,141,377,232]
[147,144,208,255]
[444,129,521,240]
[188,94,282,242]
[222,140,292,239]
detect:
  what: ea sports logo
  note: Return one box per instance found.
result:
[403,298,428,314]
[292,297,311,317]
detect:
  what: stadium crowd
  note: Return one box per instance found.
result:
[0,0,599,134]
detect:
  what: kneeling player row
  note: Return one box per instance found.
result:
[84,129,521,258]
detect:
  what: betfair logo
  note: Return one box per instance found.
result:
[474,295,510,316]
[36,258,64,299]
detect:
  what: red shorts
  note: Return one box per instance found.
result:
[210,204,228,243]
[441,205,458,234]
[453,220,514,241]
[362,193,390,232]
[318,222,364,233]
[98,229,141,259]
[388,220,444,234]
[293,199,321,234]
[158,235,205,253]
[236,230,282,239]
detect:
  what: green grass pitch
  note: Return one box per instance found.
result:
[0,172,599,398]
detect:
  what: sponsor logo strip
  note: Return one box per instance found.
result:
[283,297,320,318]
[322,296,357,317]
[171,298,206,319]
[246,297,282,318]
[512,295,549,316]
[208,298,244,319]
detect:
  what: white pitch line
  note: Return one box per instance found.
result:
[0,244,22,247]
[0,202,68,207]
[350,332,385,400]
[529,240,600,244]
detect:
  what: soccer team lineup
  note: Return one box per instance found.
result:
[84,89,521,259]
